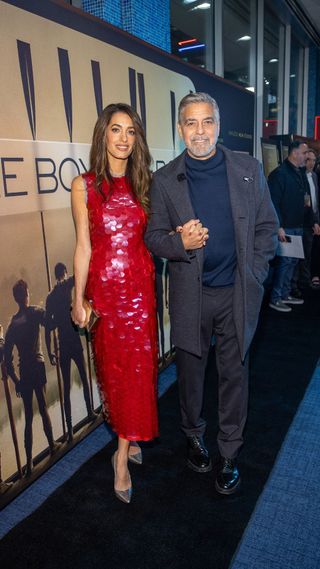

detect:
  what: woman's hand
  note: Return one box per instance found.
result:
[71,301,87,328]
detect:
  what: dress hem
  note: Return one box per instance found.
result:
[110,428,159,442]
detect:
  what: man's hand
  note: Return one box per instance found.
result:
[177,219,209,250]
[278,227,287,242]
[313,223,320,236]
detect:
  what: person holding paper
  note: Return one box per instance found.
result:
[268,141,317,312]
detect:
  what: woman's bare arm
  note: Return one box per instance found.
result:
[71,175,92,327]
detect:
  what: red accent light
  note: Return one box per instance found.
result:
[263,119,278,138]
[178,38,197,46]
[314,116,320,140]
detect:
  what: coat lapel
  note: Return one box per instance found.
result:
[162,151,196,224]
[162,150,204,269]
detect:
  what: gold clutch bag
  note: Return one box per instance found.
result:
[83,298,100,332]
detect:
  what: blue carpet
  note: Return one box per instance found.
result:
[230,362,320,569]
[0,363,177,539]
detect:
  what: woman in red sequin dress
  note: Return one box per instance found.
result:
[71,104,158,503]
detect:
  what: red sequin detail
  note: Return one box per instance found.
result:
[84,173,158,441]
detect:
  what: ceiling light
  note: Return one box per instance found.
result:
[290,74,296,78]
[245,86,255,92]
[237,35,251,41]
[183,0,198,4]
[191,2,211,10]
[178,38,197,46]
[178,43,205,52]
[269,58,278,63]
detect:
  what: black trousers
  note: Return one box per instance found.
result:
[292,227,314,289]
[311,234,320,278]
[175,286,248,460]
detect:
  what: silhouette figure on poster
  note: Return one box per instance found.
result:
[4,280,60,476]
[0,324,13,493]
[45,263,97,442]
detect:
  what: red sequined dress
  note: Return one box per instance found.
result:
[83,172,158,441]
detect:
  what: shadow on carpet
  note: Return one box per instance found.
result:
[1,290,320,569]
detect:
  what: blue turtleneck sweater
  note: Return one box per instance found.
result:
[185,148,236,287]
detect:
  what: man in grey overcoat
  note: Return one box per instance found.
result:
[145,92,279,494]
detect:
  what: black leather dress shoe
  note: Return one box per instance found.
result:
[187,435,212,473]
[215,457,241,495]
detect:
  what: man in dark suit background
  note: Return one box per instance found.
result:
[268,141,319,311]
[305,150,320,288]
[291,148,320,294]
[145,92,278,494]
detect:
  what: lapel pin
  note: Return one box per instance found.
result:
[243,176,253,183]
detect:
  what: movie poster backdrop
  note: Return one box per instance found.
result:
[0,0,254,506]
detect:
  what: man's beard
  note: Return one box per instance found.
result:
[187,135,218,158]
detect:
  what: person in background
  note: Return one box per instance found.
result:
[268,141,316,312]
[305,150,320,289]
[291,149,320,293]
[71,103,158,504]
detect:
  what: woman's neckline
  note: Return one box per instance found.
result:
[110,170,126,178]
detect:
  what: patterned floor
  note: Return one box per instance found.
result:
[231,362,320,569]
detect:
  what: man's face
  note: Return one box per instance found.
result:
[306,152,316,173]
[177,102,220,160]
[294,143,309,167]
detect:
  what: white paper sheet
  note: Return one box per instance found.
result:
[276,235,305,259]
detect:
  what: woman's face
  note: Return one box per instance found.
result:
[105,112,136,164]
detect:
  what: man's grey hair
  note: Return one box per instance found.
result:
[178,92,220,124]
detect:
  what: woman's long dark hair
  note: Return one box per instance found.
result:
[89,103,152,213]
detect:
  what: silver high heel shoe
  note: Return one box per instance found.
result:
[128,444,142,465]
[111,452,132,504]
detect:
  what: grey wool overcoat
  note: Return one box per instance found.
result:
[145,144,279,360]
